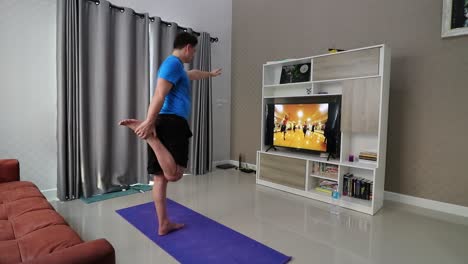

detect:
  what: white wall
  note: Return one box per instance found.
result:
[0,0,57,192]
[112,0,232,163]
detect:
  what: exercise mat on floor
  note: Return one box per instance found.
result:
[116,200,292,264]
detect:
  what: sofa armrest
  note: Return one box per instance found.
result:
[0,159,20,183]
[22,239,115,264]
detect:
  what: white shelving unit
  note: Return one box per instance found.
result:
[256,44,391,215]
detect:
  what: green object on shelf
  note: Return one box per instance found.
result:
[80,184,153,204]
[315,187,333,194]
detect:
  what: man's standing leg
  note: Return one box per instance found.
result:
[152,175,184,235]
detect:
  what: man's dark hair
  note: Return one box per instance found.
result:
[173,32,198,49]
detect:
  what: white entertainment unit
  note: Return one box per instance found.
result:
[256,45,391,215]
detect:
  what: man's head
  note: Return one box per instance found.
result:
[173,32,198,63]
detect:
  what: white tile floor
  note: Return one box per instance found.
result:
[51,169,468,264]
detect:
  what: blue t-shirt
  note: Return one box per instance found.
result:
[158,55,191,120]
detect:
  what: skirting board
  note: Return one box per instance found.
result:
[384,191,468,218]
[215,160,468,218]
[41,188,58,201]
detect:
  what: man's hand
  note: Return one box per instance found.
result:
[210,68,222,77]
[135,120,156,139]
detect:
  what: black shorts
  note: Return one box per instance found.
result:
[147,114,193,176]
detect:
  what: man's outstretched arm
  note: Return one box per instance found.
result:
[187,69,222,80]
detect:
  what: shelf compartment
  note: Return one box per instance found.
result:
[307,176,337,196]
[340,165,374,204]
[263,82,313,97]
[264,58,312,86]
[310,161,339,180]
[340,132,378,166]
[313,47,380,81]
[313,81,343,95]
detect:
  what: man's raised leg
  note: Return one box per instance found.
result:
[119,119,183,181]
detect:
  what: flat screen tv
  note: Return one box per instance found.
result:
[264,96,341,156]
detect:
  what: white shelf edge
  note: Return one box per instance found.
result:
[264,95,315,99]
[262,44,385,67]
[264,93,341,99]
[309,174,338,181]
[310,93,342,97]
[264,81,312,88]
[259,150,341,165]
[340,160,377,170]
[311,44,385,59]
[259,151,377,170]
[264,58,312,66]
[312,75,381,84]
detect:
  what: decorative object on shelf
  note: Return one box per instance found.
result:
[348,154,354,162]
[442,0,468,38]
[279,63,311,84]
[306,87,312,95]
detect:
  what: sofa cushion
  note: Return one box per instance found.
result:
[0,240,21,263]
[6,197,53,219]
[0,181,35,194]
[11,209,67,239]
[0,186,44,204]
[0,220,15,241]
[17,225,83,262]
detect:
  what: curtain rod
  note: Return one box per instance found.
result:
[87,0,219,43]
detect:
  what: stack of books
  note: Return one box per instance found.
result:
[343,173,373,200]
[315,180,337,195]
[311,162,338,180]
[359,151,377,162]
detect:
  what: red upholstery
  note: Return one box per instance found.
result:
[0,159,19,183]
[0,159,115,264]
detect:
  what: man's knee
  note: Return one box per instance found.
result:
[166,173,183,182]
[166,166,184,182]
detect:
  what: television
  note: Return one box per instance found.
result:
[264,96,341,156]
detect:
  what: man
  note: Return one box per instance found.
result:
[119,32,221,236]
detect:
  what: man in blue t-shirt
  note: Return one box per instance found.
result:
[119,32,221,236]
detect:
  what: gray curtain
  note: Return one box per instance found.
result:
[57,0,149,200]
[189,33,213,175]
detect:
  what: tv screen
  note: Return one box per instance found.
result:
[272,103,329,152]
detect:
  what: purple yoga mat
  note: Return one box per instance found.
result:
[116,199,292,264]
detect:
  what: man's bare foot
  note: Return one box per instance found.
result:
[118,119,142,132]
[158,222,185,236]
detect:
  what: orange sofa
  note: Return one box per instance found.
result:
[0,159,115,264]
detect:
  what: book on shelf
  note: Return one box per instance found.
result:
[343,173,373,201]
[311,161,338,179]
[359,151,377,161]
[315,187,333,194]
[314,179,337,195]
